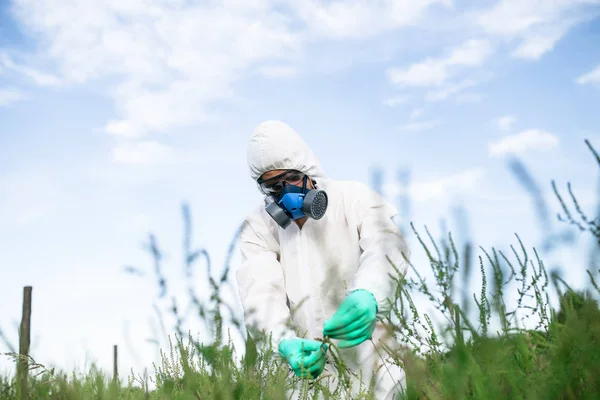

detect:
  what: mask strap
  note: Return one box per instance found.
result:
[302,175,308,192]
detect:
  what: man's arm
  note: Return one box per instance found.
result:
[349,182,410,318]
[236,209,296,345]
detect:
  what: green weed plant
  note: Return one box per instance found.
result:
[2,139,599,399]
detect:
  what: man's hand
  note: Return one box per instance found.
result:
[322,289,378,348]
[278,338,328,378]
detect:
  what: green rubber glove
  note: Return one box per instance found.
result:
[322,289,378,348]
[278,338,328,378]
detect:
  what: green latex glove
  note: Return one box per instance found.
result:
[322,289,378,348]
[278,338,328,378]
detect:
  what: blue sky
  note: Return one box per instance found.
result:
[1,0,600,381]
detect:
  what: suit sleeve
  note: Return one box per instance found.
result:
[236,210,296,345]
[348,182,410,318]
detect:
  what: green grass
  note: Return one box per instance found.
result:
[2,139,600,399]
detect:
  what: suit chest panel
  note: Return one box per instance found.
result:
[279,211,361,303]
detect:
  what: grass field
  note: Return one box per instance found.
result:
[2,139,600,399]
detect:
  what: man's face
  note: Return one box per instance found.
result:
[258,169,313,196]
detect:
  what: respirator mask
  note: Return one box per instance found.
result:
[257,170,328,229]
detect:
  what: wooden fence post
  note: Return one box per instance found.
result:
[17,286,32,399]
[113,344,118,384]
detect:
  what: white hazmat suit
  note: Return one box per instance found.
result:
[236,120,410,399]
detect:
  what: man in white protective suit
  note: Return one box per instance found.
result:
[235,120,410,399]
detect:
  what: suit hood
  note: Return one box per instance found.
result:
[247,120,328,186]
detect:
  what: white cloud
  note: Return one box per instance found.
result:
[9,0,452,140]
[495,115,517,131]
[111,140,176,166]
[0,53,61,86]
[425,79,478,102]
[576,64,600,85]
[0,88,26,106]
[384,167,486,202]
[476,0,600,60]
[293,0,452,39]
[387,39,493,87]
[258,65,297,78]
[397,120,437,132]
[444,39,494,67]
[511,28,567,60]
[10,1,305,139]
[489,129,559,157]
[9,0,597,147]
[387,58,451,87]
[383,95,411,107]
[382,1,597,105]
